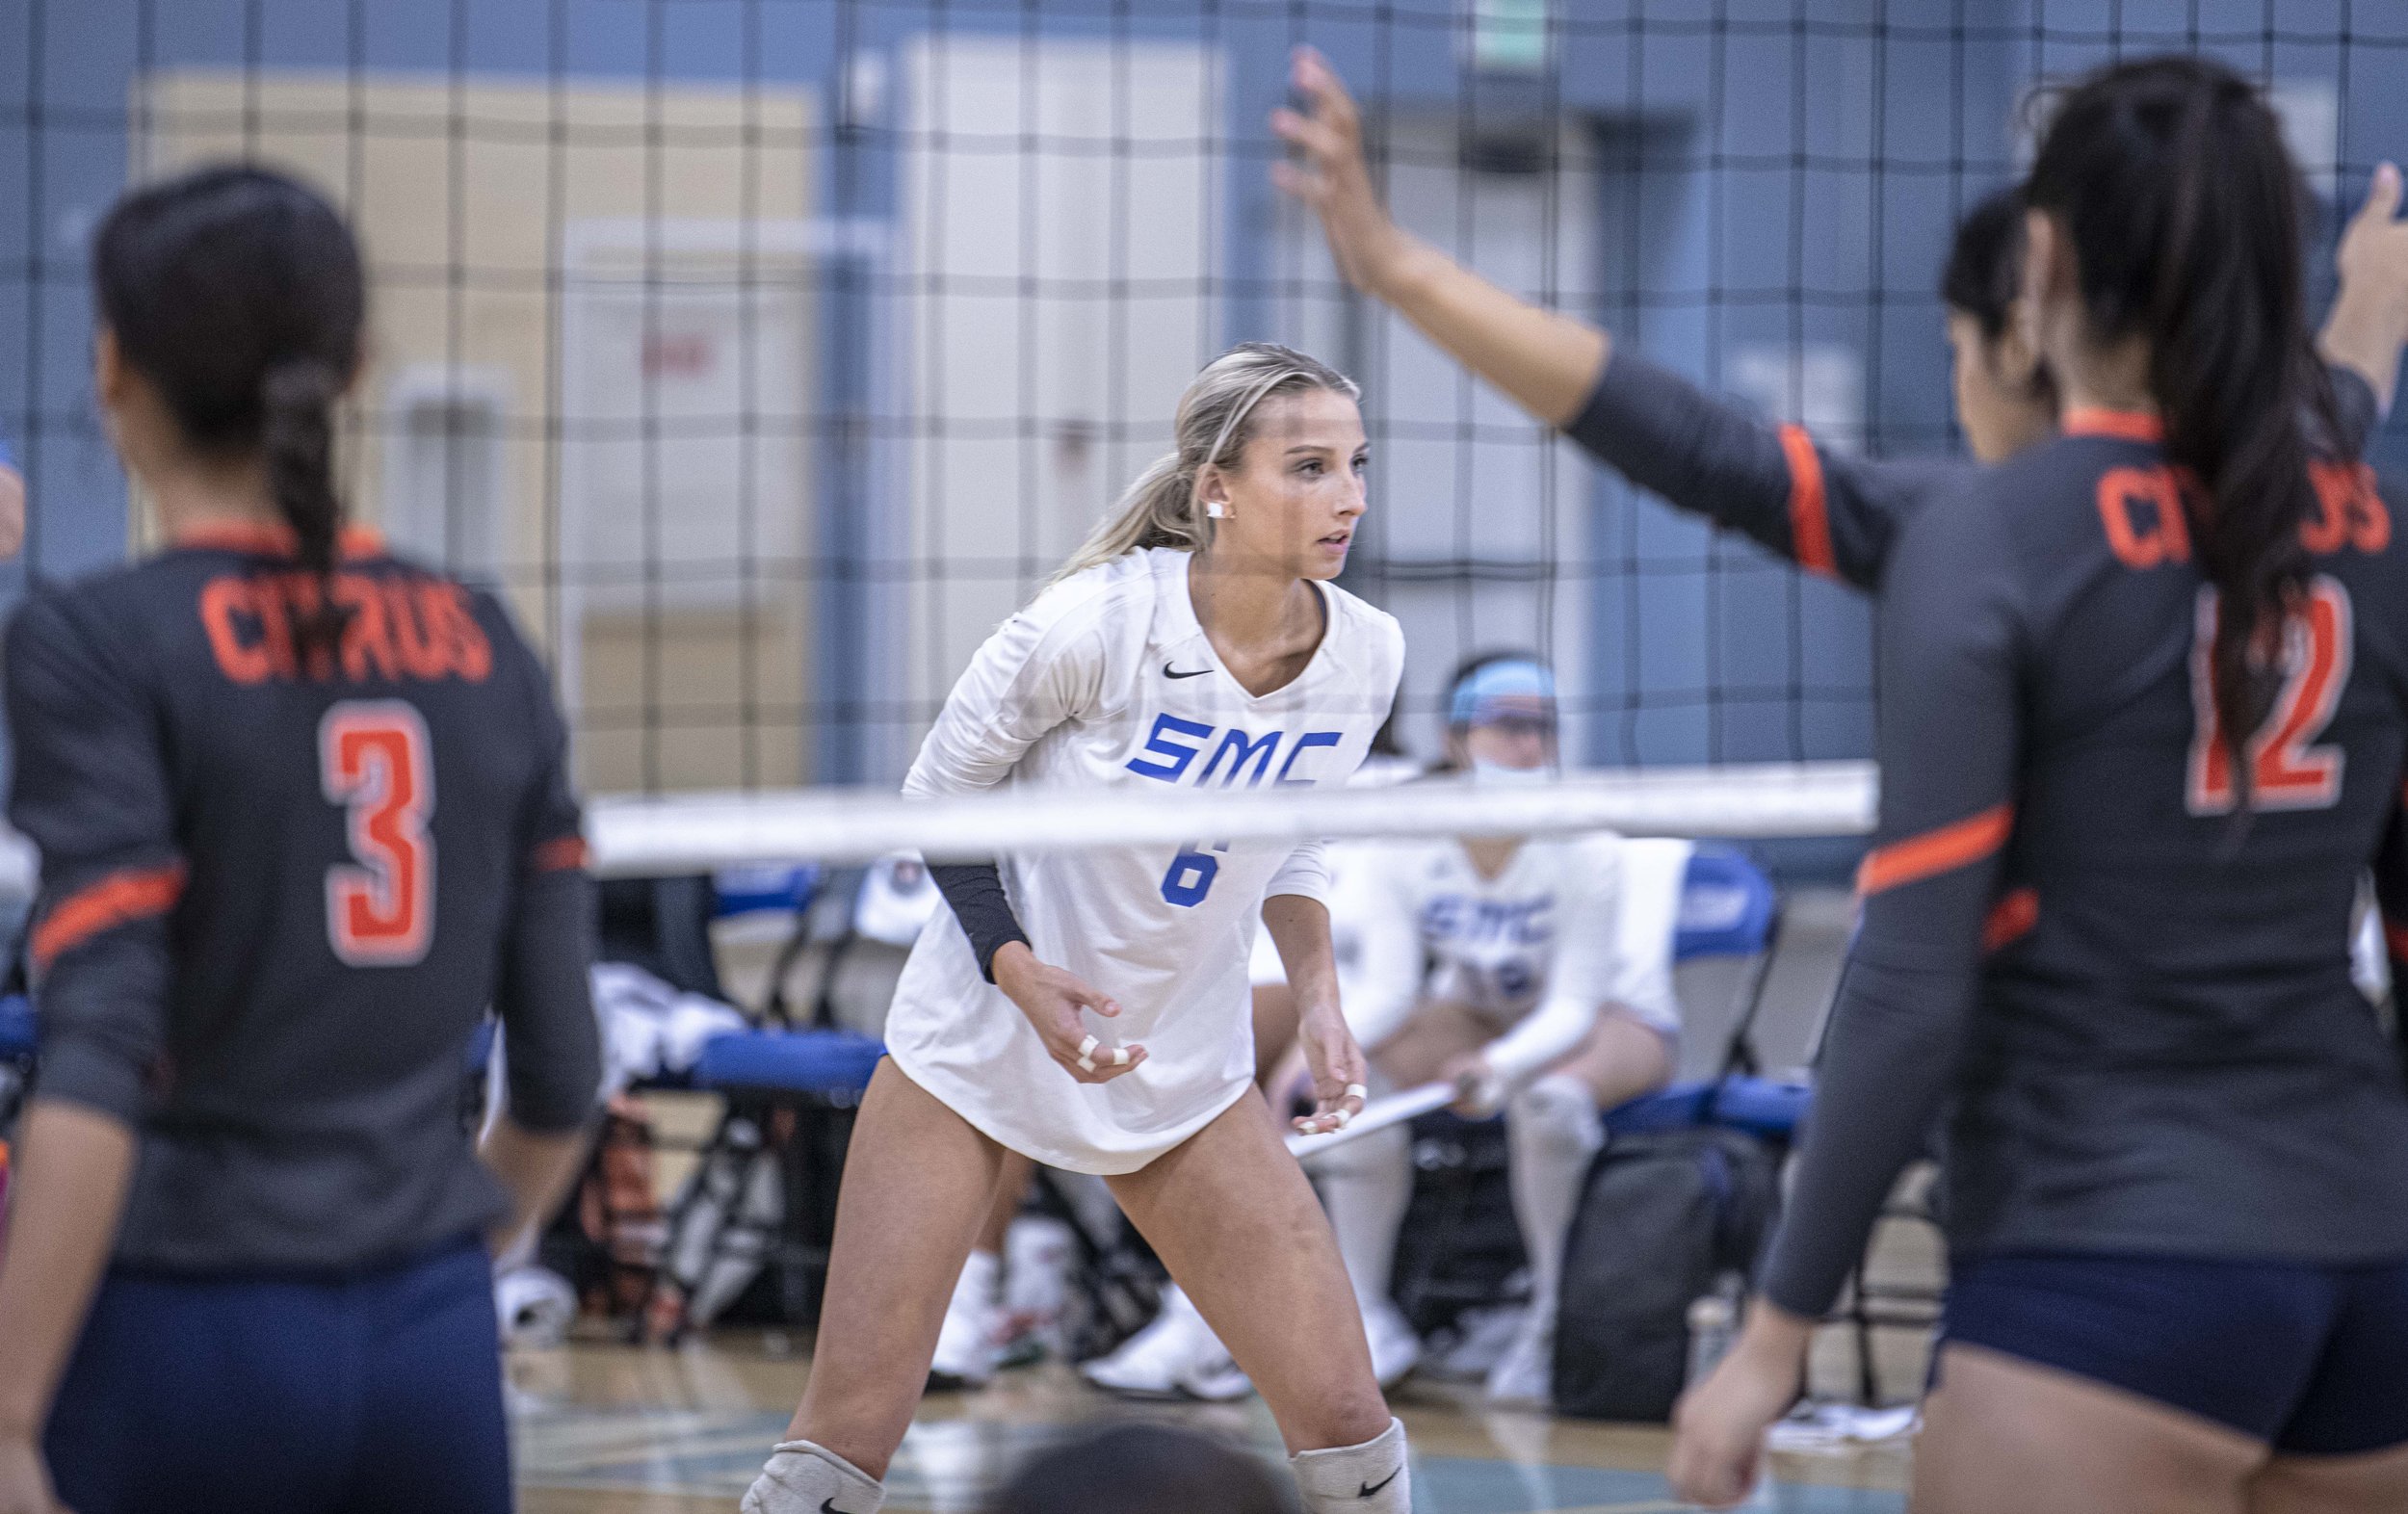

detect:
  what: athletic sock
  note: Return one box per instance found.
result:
[742,1439,886,1514]
[1307,1117,1414,1311]
[1290,1417,1410,1513]
[1505,1073,1603,1325]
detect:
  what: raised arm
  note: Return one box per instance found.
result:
[2321,162,2408,425]
[1271,47,1917,591]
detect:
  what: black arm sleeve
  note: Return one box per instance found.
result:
[494,628,603,1134]
[1562,348,1952,592]
[6,591,182,1127]
[930,861,1030,983]
[1757,481,2025,1318]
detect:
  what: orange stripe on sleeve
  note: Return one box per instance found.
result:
[32,864,188,973]
[1777,425,1837,579]
[531,836,590,873]
[1856,805,2014,897]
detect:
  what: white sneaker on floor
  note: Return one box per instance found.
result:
[1426,1302,1527,1382]
[928,1250,1001,1390]
[1362,1298,1423,1389]
[1483,1308,1554,1407]
[1080,1285,1252,1401]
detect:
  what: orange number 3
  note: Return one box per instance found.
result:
[321,700,435,964]
[2187,576,2352,816]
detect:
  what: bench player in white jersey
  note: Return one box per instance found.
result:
[1348,655,1681,1405]
[745,344,1416,1514]
[1085,654,1680,1408]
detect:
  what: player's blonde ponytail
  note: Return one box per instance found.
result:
[1051,341,1358,585]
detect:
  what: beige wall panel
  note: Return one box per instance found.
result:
[143,69,818,794]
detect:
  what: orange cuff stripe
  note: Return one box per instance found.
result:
[33,864,188,972]
[1778,425,1837,579]
[1857,804,2014,896]
[1983,888,2039,953]
[532,836,590,873]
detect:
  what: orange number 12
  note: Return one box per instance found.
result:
[2187,576,2352,816]
[322,700,435,964]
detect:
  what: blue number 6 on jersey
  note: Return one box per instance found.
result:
[1160,849,1219,907]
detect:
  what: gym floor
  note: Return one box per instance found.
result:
[508,1339,1918,1512]
[519,887,1930,1512]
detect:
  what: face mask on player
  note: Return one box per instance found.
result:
[1470,757,1554,788]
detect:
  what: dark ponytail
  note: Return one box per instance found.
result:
[92,165,364,655]
[2027,57,2335,816]
[261,359,347,648]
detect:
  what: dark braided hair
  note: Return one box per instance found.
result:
[2028,57,2336,819]
[93,165,363,654]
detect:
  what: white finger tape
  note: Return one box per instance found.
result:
[1344,1083,1369,1102]
[1332,1109,1353,1129]
[1110,1046,1130,1067]
[1078,1055,1097,1074]
[1077,1034,1100,1060]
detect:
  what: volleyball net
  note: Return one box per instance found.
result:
[3,2,2402,882]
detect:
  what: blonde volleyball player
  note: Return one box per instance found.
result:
[745,343,1414,1514]
[1083,654,1679,1408]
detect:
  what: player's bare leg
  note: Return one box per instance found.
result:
[2250,1444,2408,1514]
[929,1148,1034,1390]
[746,1061,1004,1513]
[1915,1344,2260,1514]
[1109,1087,1411,1510]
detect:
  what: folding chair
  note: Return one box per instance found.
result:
[1674,843,1785,1079]
[649,867,886,1339]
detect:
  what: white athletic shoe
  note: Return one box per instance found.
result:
[1080,1285,1252,1401]
[928,1250,1001,1391]
[1426,1302,1527,1382]
[1362,1298,1423,1389]
[1483,1307,1554,1407]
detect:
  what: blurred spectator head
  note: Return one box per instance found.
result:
[983,1423,1297,1514]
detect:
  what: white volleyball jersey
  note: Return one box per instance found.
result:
[883,548,1404,1174]
[1346,830,1681,1081]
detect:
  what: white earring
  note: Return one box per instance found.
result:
[1204,500,1228,519]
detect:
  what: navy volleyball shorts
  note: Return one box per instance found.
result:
[46,1234,510,1514]
[1943,1249,2408,1454]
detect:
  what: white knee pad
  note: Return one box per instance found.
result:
[1506,1074,1603,1163]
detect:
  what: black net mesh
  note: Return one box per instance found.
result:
[4,1,2400,819]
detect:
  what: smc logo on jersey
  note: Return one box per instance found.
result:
[1122,714,1347,788]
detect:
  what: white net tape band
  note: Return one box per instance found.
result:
[587,760,1875,875]
[0,761,1874,896]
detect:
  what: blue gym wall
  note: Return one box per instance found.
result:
[3,1,2402,839]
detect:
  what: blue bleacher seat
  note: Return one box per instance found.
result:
[0,995,34,1060]
[693,1027,884,1098]
[1674,844,1780,963]
[712,863,823,920]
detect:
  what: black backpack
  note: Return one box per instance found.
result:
[1551,1125,1781,1422]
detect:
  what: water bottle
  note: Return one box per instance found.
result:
[1686,1273,1744,1387]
